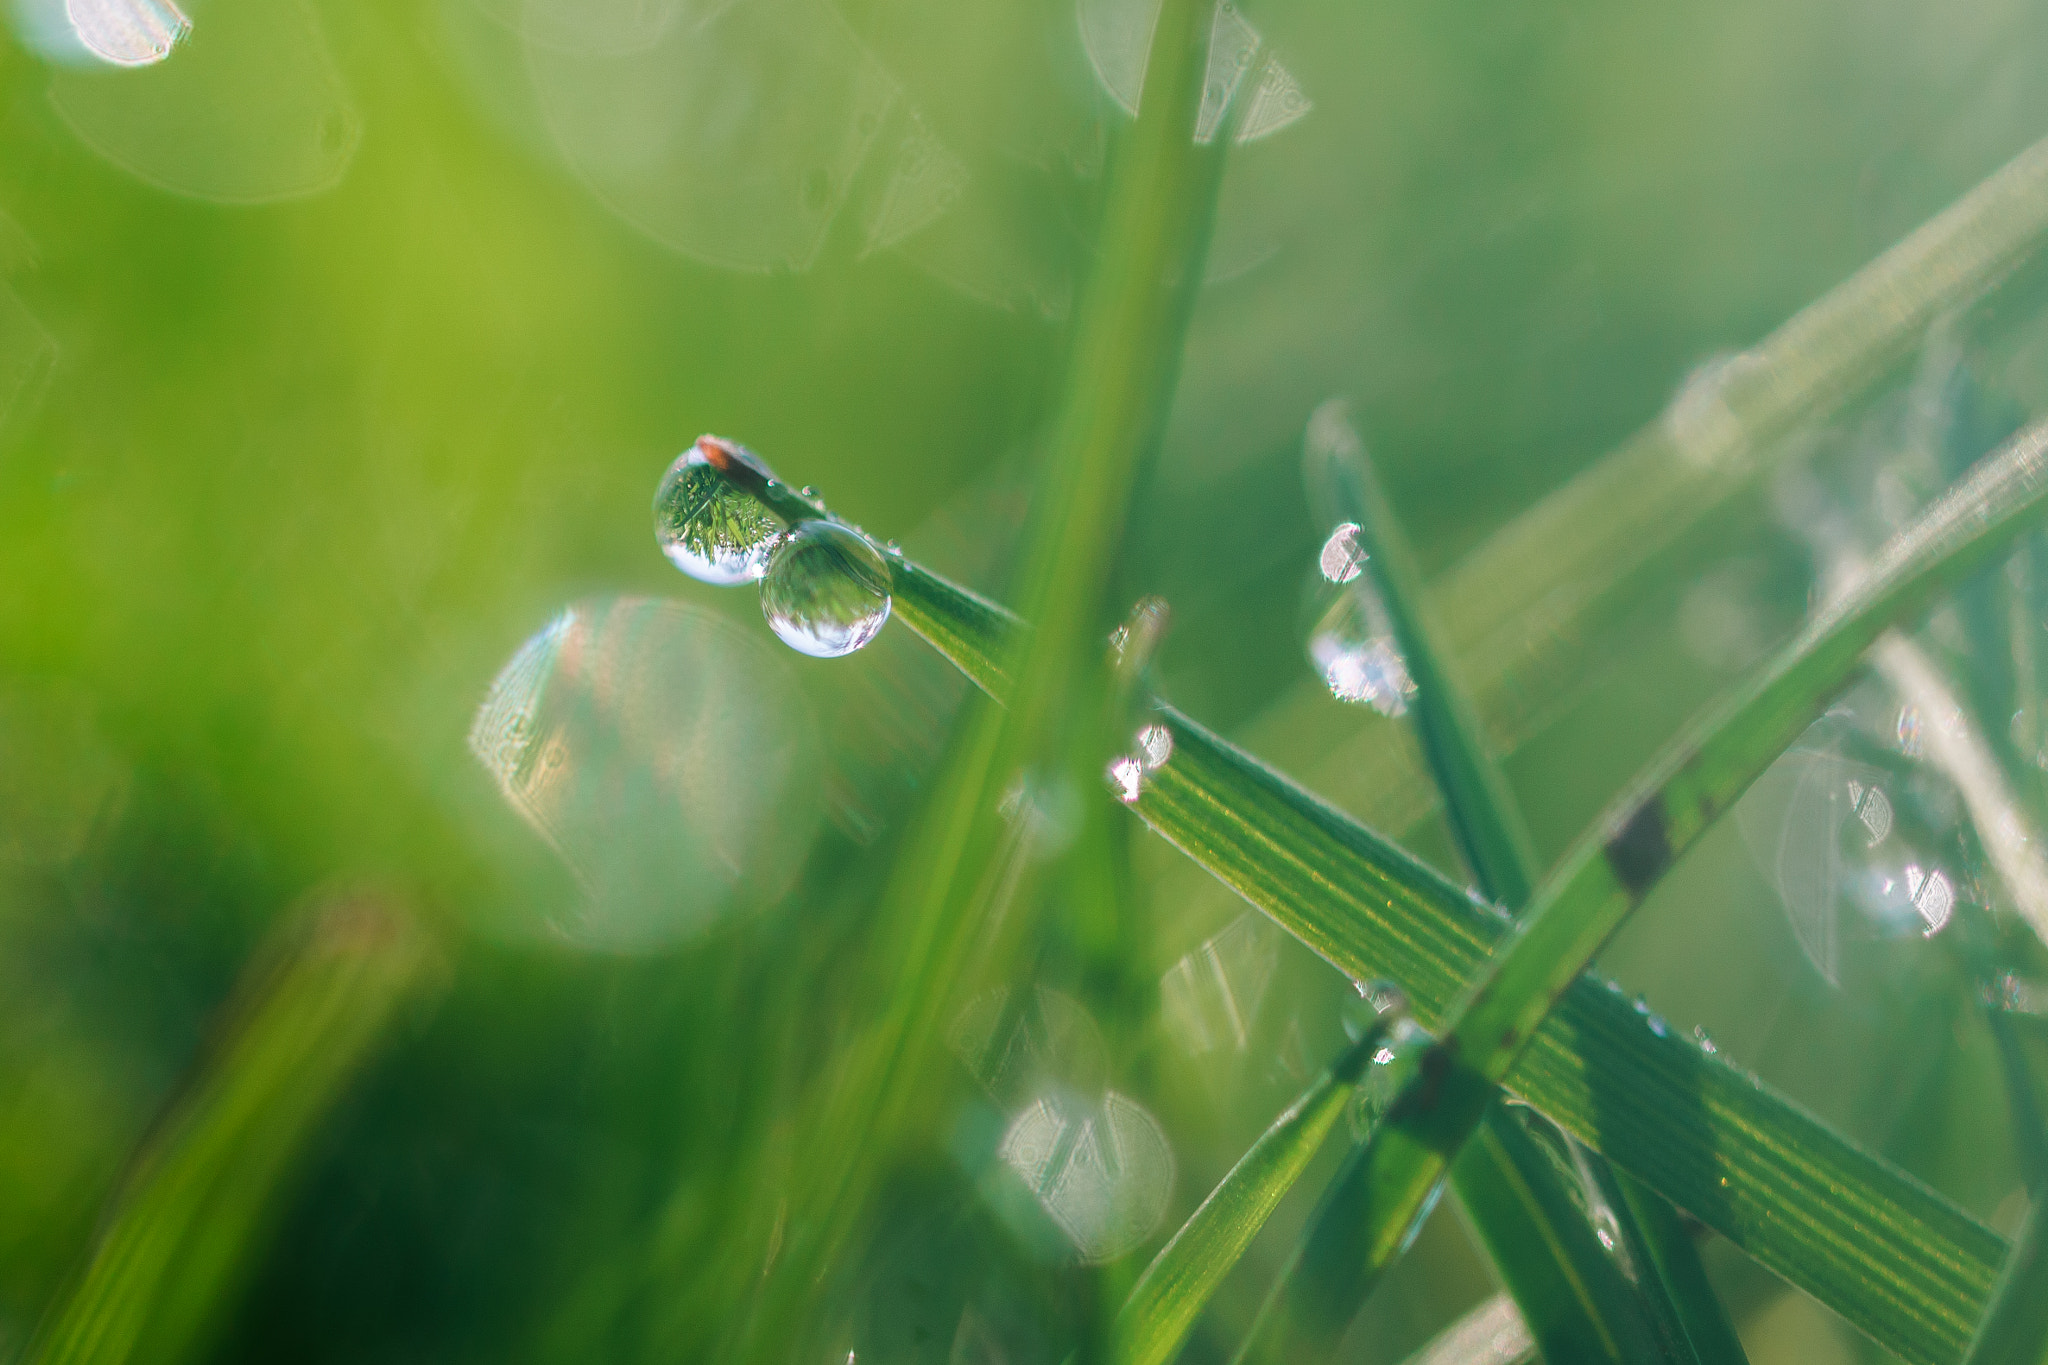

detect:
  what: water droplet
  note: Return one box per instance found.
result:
[1319,522,1366,584]
[653,435,785,585]
[66,0,189,66]
[1108,754,1144,805]
[1310,630,1414,716]
[1135,723,1172,771]
[760,521,892,658]
[1905,863,1955,935]
[1848,780,1893,845]
[1692,1025,1717,1054]
[1983,972,2028,1012]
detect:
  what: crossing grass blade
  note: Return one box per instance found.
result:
[1109,1020,1394,1365]
[24,894,433,1365]
[824,417,2048,1363]
[1209,414,2048,1363]
[1318,416,1731,1364]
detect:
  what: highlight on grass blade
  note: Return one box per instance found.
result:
[26,892,434,1365]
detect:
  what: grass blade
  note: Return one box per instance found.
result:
[1309,408,1537,908]
[1320,417,1730,1364]
[1449,1105,1676,1365]
[724,3,1230,1354]
[765,421,2048,1363]
[1110,1020,1392,1365]
[25,894,432,1365]
[1235,413,2048,1359]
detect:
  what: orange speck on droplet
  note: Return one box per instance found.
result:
[695,435,738,473]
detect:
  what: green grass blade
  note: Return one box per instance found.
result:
[1136,700,2001,1364]
[757,423,2048,1364]
[1186,415,2048,1361]
[721,4,1229,1354]
[1317,412,1723,1364]
[1449,1105,1674,1365]
[1961,1199,2048,1365]
[25,894,432,1365]
[1613,1171,1753,1365]
[1110,1022,1391,1365]
[1310,412,1538,908]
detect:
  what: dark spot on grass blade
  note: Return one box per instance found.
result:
[1604,800,1672,899]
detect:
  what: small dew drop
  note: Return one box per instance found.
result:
[67,0,190,66]
[1108,754,1144,805]
[761,522,892,658]
[1319,522,1366,584]
[1135,723,1173,771]
[1693,1025,1717,1054]
[1311,632,1414,716]
[654,436,785,585]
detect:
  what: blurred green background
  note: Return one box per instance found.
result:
[7,0,2048,1360]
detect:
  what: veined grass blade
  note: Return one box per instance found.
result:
[1138,698,2001,1364]
[1175,410,2048,1364]
[778,422,2048,1362]
[1319,419,1730,1364]
[25,893,432,1365]
[1235,423,2048,1360]
[1447,1104,1677,1365]
[1110,1019,1394,1365]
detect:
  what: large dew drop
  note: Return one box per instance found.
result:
[761,521,892,658]
[66,0,189,66]
[653,435,785,585]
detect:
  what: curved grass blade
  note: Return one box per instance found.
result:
[1318,416,1734,1364]
[25,893,433,1365]
[1449,1105,1679,1365]
[1226,414,2048,1362]
[774,422,2047,1363]
[1110,1019,1394,1365]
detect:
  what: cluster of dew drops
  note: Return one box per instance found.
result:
[652,435,893,658]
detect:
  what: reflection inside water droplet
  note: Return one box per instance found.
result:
[1319,522,1365,584]
[1108,754,1143,804]
[998,1090,1172,1263]
[761,521,892,657]
[653,435,786,585]
[1311,628,1414,717]
[1135,723,1172,770]
[64,0,187,64]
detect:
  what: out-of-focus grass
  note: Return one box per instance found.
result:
[7,1,2048,1363]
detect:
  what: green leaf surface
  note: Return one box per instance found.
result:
[1316,409,1726,1365]
[26,896,433,1365]
[805,416,2048,1365]
[1111,1022,1390,1365]
[1136,702,2001,1364]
